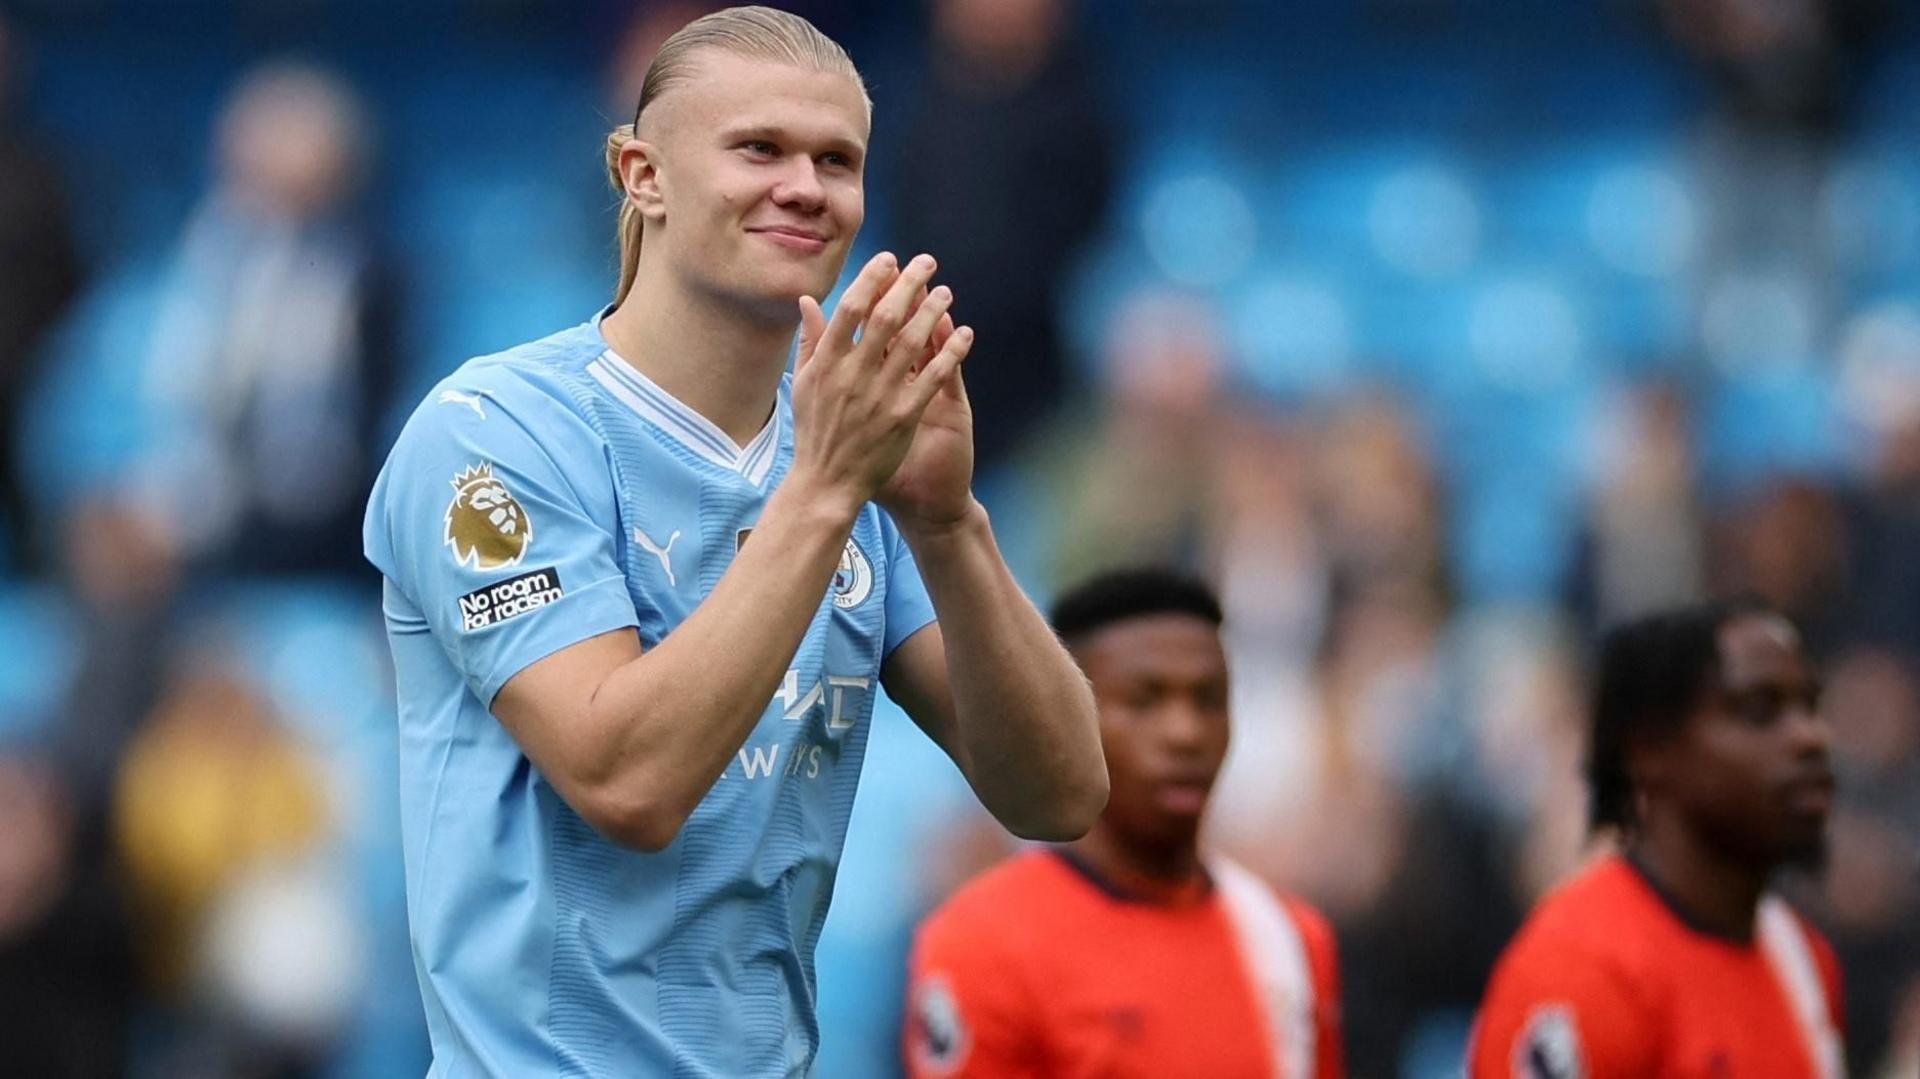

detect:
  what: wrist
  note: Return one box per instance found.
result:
[896,497,989,548]
[770,467,865,533]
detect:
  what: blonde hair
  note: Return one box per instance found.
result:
[604,5,868,305]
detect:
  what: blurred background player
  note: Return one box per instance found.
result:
[906,568,1342,1079]
[363,7,1104,1076]
[1470,598,1843,1078]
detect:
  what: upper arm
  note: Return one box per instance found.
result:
[1468,939,1653,1079]
[492,625,644,816]
[366,377,641,709]
[905,908,1044,1078]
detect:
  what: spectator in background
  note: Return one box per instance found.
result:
[0,14,84,573]
[1569,384,1707,630]
[1711,476,1849,656]
[113,653,354,1078]
[886,0,1114,475]
[0,749,133,1078]
[1047,290,1231,585]
[140,61,399,578]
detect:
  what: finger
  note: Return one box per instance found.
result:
[857,253,937,366]
[906,326,974,415]
[925,313,956,364]
[884,285,954,384]
[937,345,970,405]
[822,253,899,360]
[795,295,828,370]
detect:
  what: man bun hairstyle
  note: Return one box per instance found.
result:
[604,5,869,304]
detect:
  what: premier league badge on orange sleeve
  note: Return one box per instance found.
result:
[445,462,532,570]
[1515,1004,1585,1079]
[910,975,969,1076]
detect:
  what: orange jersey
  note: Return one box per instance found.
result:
[905,850,1343,1079]
[1470,853,1845,1079]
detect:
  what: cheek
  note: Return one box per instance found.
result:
[1690,727,1778,806]
[1098,721,1148,786]
[834,185,865,227]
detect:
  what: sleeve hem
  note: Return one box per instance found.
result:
[470,574,641,706]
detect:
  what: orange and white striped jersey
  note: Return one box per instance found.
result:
[905,850,1343,1079]
[1470,853,1844,1079]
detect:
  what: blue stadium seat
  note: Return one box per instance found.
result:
[0,585,79,745]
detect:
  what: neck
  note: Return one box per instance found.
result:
[600,268,797,446]
[1064,820,1205,901]
[1628,813,1770,941]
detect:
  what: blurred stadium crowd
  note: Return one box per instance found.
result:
[0,0,1916,1076]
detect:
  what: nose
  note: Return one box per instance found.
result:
[1784,702,1832,760]
[1157,699,1214,756]
[771,157,826,213]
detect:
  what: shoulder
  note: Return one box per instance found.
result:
[1480,856,1663,1026]
[420,325,606,435]
[1769,899,1846,1028]
[1801,913,1844,1013]
[915,851,1070,955]
[382,328,612,478]
[1275,891,1339,972]
[1471,858,1660,1077]
[1511,855,1653,961]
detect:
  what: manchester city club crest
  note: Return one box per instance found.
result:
[444,462,532,570]
[831,537,873,610]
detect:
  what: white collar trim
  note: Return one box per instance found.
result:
[588,350,781,485]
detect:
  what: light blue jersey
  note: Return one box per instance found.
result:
[363,313,936,1078]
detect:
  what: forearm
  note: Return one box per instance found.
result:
[904,502,1107,839]
[581,477,856,840]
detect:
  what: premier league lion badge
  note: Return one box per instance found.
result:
[445,462,532,570]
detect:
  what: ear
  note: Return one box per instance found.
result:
[1623,728,1679,804]
[620,138,667,225]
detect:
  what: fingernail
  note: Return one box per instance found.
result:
[933,286,951,301]
[877,252,896,268]
[912,253,934,270]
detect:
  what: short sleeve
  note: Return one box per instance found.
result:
[882,511,937,657]
[1468,937,1655,1079]
[364,379,639,705]
[904,906,1043,1079]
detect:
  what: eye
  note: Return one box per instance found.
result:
[820,152,854,170]
[740,140,779,158]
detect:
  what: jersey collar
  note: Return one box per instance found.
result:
[587,347,782,487]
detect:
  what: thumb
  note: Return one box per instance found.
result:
[796,295,828,370]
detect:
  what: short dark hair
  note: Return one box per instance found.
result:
[1586,597,1780,831]
[1049,568,1224,646]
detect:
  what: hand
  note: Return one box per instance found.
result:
[788,252,974,520]
[873,285,977,533]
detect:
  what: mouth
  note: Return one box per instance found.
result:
[747,226,829,254]
[1779,770,1836,818]
[1150,777,1213,816]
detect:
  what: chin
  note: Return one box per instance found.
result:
[1779,830,1830,874]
